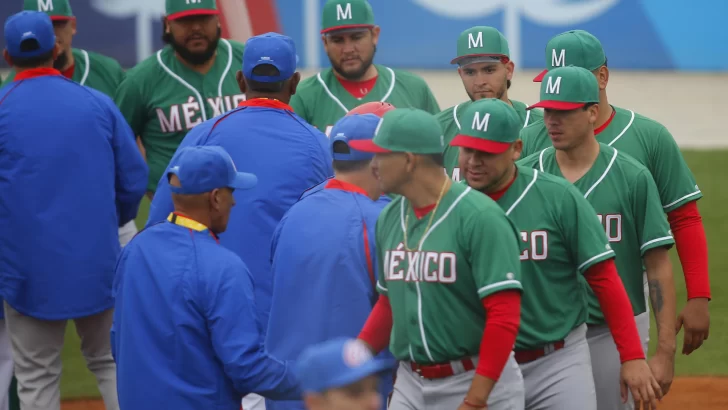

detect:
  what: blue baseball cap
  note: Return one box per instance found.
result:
[331,113,381,162]
[167,146,257,194]
[295,338,395,394]
[4,11,56,59]
[243,32,298,83]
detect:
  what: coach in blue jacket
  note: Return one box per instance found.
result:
[266,114,396,410]
[113,146,301,410]
[0,11,147,410]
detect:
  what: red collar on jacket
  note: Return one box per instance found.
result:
[14,68,62,81]
[325,178,369,196]
[238,98,293,111]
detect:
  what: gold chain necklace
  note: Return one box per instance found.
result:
[403,178,450,252]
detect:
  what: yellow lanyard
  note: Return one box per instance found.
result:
[167,213,219,242]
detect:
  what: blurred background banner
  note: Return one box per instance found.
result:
[1,0,727,71]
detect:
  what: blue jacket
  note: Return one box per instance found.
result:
[265,179,394,410]
[146,103,333,335]
[0,72,147,320]
[112,215,301,410]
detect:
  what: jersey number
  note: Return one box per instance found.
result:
[520,231,548,261]
[597,214,622,242]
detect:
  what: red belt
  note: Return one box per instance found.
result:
[410,357,475,379]
[514,341,565,364]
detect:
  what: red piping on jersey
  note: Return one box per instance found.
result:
[413,204,436,219]
[337,75,378,99]
[325,178,368,196]
[358,295,393,353]
[585,259,645,362]
[61,64,75,80]
[13,68,61,81]
[486,172,518,202]
[594,108,616,136]
[238,98,293,111]
[362,221,376,291]
[244,0,282,34]
[668,202,711,299]
[477,290,521,380]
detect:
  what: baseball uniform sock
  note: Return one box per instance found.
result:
[667,201,711,299]
[584,259,645,362]
[477,290,521,380]
[358,295,393,353]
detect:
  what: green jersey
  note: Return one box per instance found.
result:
[2,48,124,98]
[493,165,614,349]
[376,182,522,364]
[519,106,702,212]
[114,40,245,192]
[438,100,543,182]
[290,65,440,135]
[518,144,674,324]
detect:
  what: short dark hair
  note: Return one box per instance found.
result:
[332,141,372,172]
[10,39,53,69]
[507,79,511,89]
[582,102,597,111]
[246,64,285,93]
[422,153,444,167]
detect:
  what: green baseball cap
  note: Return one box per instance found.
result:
[450,99,522,154]
[451,26,509,65]
[321,0,375,34]
[166,0,219,21]
[528,66,600,111]
[348,109,445,154]
[533,30,606,82]
[24,0,74,21]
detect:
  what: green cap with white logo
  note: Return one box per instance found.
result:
[24,0,74,21]
[348,109,445,154]
[166,0,219,21]
[451,26,509,65]
[449,99,522,154]
[321,0,375,34]
[533,30,606,82]
[528,66,600,111]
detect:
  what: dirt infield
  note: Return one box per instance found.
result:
[59,377,728,409]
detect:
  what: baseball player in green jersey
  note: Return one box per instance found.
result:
[2,0,125,98]
[453,98,662,410]
[290,0,440,136]
[352,108,525,410]
[520,30,711,358]
[114,0,245,197]
[438,26,543,183]
[519,66,677,410]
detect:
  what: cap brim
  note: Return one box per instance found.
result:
[305,358,396,393]
[229,172,258,190]
[532,69,548,82]
[321,24,374,34]
[50,16,75,21]
[167,9,220,21]
[527,100,587,110]
[450,54,508,65]
[450,135,512,154]
[348,140,392,153]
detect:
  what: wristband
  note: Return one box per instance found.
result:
[463,398,487,409]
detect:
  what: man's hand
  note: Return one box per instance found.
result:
[620,359,662,410]
[676,297,710,355]
[457,398,487,410]
[647,352,675,396]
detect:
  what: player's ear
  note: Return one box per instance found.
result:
[594,66,608,91]
[512,140,523,161]
[210,188,222,211]
[3,50,11,67]
[52,43,61,61]
[505,60,515,81]
[588,104,599,124]
[371,26,381,45]
[236,71,247,94]
[70,18,77,35]
[289,72,301,95]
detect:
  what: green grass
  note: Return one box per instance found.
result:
[59,151,728,398]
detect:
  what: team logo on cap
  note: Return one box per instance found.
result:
[342,340,373,368]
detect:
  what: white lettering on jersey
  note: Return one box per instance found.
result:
[207,97,225,118]
[38,0,53,12]
[182,96,203,130]
[520,231,549,260]
[336,3,353,20]
[552,49,566,67]
[156,105,182,133]
[597,214,623,242]
[232,94,246,107]
[450,167,461,182]
[385,244,458,283]
[468,31,483,49]
[545,76,562,95]
[387,243,406,280]
[471,112,490,132]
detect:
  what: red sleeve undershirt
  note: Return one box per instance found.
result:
[476,290,521,380]
[584,259,645,362]
[667,201,711,299]
[358,295,393,353]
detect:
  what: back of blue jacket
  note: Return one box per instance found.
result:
[146,106,333,333]
[265,182,394,410]
[0,75,147,320]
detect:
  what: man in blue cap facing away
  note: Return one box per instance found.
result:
[296,338,396,410]
[265,113,395,410]
[0,11,147,410]
[113,145,302,410]
[146,37,332,409]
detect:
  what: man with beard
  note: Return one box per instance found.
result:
[438,26,543,182]
[115,0,245,199]
[290,0,440,136]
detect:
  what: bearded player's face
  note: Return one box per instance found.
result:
[166,15,221,66]
[52,19,75,70]
[372,152,408,194]
[323,28,379,80]
[459,143,520,193]
[458,61,513,101]
[304,376,381,410]
[543,105,599,151]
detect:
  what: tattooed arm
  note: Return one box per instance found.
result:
[644,247,677,394]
